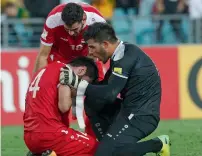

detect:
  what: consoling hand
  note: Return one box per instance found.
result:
[59,65,81,89]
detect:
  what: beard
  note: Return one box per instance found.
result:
[99,47,108,64]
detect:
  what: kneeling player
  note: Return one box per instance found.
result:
[23,57,99,156]
[59,23,171,156]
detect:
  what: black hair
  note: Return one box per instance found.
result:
[61,3,84,26]
[69,56,99,82]
[83,22,118,43]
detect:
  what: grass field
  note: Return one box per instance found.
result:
[1,119,202,156]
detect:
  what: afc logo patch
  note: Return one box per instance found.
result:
[113,67,122,75]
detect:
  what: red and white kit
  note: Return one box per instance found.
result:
[41,2,105,79]
[24,62,98,156]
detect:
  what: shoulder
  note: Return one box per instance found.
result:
[45,4,65,29]
[123,42,144,59]
[81,3,106,25]
[112,42,140,61]
[124,42,142,53]
[47,61,66,71]
[112,42,141,69]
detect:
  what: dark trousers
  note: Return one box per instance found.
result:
[85,99,160,156]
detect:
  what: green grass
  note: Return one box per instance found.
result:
[1,119,202,156]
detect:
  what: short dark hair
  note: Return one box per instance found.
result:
[61,3,84,26]
[69,56,99,82]
[83,22,118,43]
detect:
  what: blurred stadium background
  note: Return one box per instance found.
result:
[1,0,202,155]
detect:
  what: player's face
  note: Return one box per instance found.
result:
[64,13,86,36]
[64,22,84,36]
[86,39,109,64]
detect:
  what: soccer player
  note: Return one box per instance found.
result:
[59,22,171,156]
[34,2,106,138]
[24,57,99,156]
[34,2,105,78]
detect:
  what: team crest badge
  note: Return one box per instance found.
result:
[113,67,122,75]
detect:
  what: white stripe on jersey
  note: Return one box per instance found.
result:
[46,12,64,29]
[40,40,53,46]
[112,72,128,79]
[45,11,105,29]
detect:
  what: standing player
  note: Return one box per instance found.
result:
[60,22,171,156]
[34,2,105,78]
[34,2,106,137]
[24,57,99,156]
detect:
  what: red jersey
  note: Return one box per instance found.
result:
[24,62,68,132]
[40,2,106,63]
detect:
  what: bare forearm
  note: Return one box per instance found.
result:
[33,43,51,73]
[59,96,72,113]
[58,85,72,113]
[33,54,48,73]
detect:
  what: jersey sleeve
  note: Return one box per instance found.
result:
[40,18,55,46]
[111,55,133,79]
[92,11,106,23]
[85,5,106,24]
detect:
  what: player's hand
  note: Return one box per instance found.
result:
[59,65,81,89]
